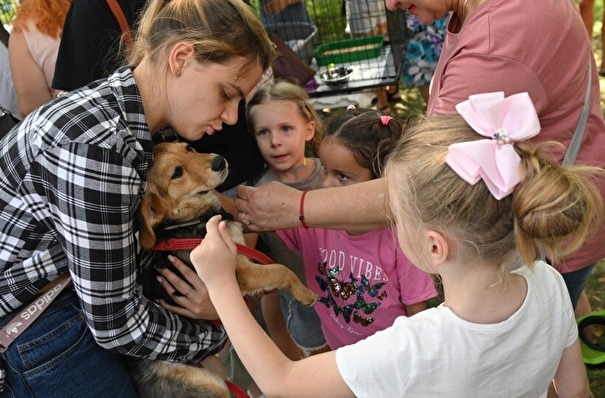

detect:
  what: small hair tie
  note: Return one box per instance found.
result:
[346,105,356,110]
[380,115,393,126]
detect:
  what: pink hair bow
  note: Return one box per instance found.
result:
[445,92,541,199]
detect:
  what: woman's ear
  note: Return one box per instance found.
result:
[168,42,194,77]
[427,230,449,266]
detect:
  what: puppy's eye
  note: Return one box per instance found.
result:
[186,145,194,152]
[172,166,183,179]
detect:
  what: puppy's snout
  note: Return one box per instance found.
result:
[211,156,227,172]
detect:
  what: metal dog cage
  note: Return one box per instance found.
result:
[250,0,408,98]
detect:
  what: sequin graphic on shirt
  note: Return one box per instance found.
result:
[315,262,387,326]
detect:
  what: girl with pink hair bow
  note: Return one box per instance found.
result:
[184,92,601,397]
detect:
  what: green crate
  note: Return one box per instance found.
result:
[314,35,384,67]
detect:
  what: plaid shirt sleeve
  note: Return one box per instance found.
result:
[0,69,226,362]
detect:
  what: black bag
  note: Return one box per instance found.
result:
[0,105,20,141]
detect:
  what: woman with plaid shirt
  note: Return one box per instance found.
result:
[0,0,276,396]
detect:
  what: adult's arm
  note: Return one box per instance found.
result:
[8,30,52,117]
[234,179,389,232]
[190,216,355,398]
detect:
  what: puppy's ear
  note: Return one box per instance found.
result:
[137,193,166,250]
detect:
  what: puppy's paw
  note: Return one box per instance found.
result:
[292,288,317,307]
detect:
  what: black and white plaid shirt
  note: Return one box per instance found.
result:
[0,67,226,361]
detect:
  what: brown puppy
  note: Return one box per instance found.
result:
[131,142,316,398]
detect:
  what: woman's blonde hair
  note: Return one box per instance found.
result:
[128,0,276,76]
[246,80,323,154]
[385,115,603,276]
[12,0,71,38]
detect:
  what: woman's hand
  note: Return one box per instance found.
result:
[235,182,301,231]
[190,215,239,290]
[156,256,219,320]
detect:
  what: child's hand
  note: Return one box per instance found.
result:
[190,215,238,290]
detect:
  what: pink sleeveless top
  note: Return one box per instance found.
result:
[22,20,60,99]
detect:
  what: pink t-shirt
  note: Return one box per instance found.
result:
[22,20,60,99]
[277,227,437,349]
[428,0,605,273]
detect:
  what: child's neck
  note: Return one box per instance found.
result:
[270,157,313,185]
[441,263,527,324]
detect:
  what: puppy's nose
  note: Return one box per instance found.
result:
[210,156,227,172]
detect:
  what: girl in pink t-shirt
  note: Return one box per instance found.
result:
[277,106,437,349]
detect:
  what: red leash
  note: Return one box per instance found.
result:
[152,238,273,265]
[225,380,250,398]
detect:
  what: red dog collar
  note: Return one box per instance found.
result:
[151,238,274,265]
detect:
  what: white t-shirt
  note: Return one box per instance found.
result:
[336,261,577,397]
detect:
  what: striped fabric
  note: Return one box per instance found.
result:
[0,67,226,361]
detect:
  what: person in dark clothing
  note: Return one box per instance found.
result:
[52,0,146,92]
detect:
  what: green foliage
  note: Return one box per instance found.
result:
[0,0,17,26]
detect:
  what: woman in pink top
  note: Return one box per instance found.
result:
[235,0,605,315]
[9,0,71,117]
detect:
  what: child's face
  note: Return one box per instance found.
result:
[319,138,373,188]
[249,100,315,172]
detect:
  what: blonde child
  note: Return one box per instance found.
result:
[184,92,598,397]
[248,81,323,191]
[274,105,437,349]
[247,81,329,361]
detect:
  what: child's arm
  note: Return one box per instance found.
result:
[190,216,355,398]
[551,339,590,398]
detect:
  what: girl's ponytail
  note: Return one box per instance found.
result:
[514,142,604,265]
